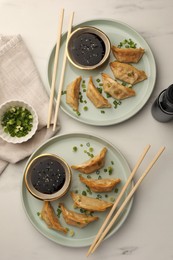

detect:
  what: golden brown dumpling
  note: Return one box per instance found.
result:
[59,203,98,228]
[86,76,111,108]
[66,76,82,111]
[110,61,147,85]
[40,201,67,233]
[101,73,136,100]
[71,192,113,212]
[79,175,121,193]
[71,147,107,174]
[111,45,145,63]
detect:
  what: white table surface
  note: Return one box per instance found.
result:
[0,0,173,259]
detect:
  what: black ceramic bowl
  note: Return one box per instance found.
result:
[24,153,72,201]
[67,26,111,70]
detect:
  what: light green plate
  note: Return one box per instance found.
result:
[48,19,156,126]
[21,133,133,247]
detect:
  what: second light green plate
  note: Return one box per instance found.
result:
[21,133,133,247]
[48,19,156,126]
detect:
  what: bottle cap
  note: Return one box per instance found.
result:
[166,84,173,104]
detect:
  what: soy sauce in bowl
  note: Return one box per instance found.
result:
[67,26,111,70]
[70,32,106,66]
[24,154,72,201]
[31,157,66,194]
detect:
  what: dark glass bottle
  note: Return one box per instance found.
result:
[151,84,173,122]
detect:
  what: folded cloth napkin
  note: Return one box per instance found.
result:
[0,35,60,174]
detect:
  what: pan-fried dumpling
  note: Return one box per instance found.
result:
[71,147,107,174]
[110,61,147,85]
[79,175,121,193]
[71,192,113,212]
[86,76,111,108]
[59,203,98,228]
[111,45,145,63]
[66,76,82,111]
[40,201,67,233]
[101,73,136,100]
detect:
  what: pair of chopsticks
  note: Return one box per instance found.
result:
[87,145,165,256]
[47,9,74,131]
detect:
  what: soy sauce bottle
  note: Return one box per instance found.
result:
[151,84,173,122]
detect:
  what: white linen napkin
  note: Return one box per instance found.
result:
[0,35,60,174]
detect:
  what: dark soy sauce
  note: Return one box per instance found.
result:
[70,32,106,66]
[31,158,66,194]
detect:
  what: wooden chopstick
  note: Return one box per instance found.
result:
[86,144,151,256]
[53,12,74,131]
[47,8,64,128]
[88,146,165,255]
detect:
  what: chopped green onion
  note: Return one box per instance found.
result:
[97,87,102,94]
[1,106,33,138]
[69,230,75,237]
[83,106,88,111]
[73,146,78,152]
[89,147,93,152]
[109,196,115,202]
[118,38,137,49]
[57,208,62,218]
[106,93,111,98]
[108,166,113,175]
[82,190,87,196]
[96,194,102,199]
[61,90,67,95]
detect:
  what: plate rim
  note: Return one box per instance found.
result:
[21,132,134,247]
[47,18,156,126]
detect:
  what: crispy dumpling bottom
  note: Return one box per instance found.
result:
[66,76,82,111]
[79,174,121,193]
[101,73,136,100]
[59,203,98,228]
[71,192,113,212]
[41,201,67,233]
[71,147,107,174]
[110,61,147,85]
[86,76,111,108]
[111,45,145,63]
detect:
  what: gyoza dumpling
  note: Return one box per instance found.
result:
[59,203,98,228]
[79,175,121,193]
[110,61,147,85]
[101,73,136,100]
[71,192,113,212]
[86,76,111,108]
[71,147,107,174]
[66,76,82,111]
[111,45,145,63]
[40,201,67,233]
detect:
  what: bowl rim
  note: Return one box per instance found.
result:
[0,99,38,144]
[24,153,72,201]
[67,26,111,70]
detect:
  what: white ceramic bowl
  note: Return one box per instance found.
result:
[0,100,38,144]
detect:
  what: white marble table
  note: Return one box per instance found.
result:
[0,0,173,259]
